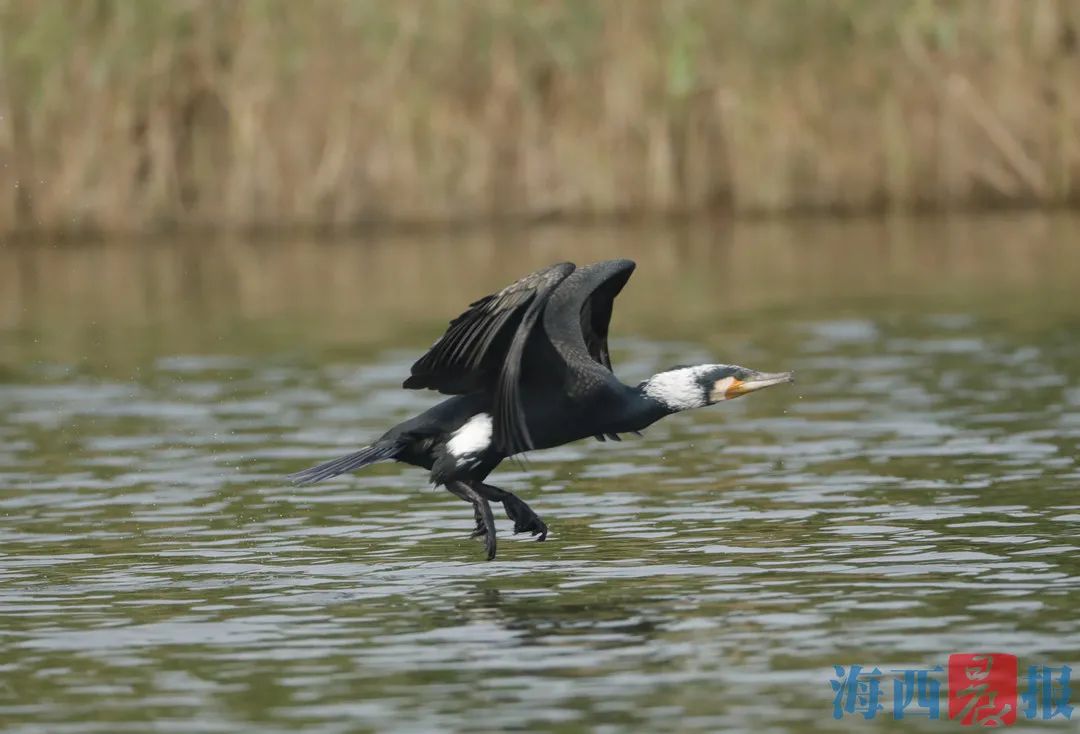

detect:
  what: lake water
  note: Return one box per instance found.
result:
[1,215,1078,733]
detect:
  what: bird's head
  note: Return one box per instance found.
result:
[640,364,794,412]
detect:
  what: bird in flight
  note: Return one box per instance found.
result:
[290,259,792,560]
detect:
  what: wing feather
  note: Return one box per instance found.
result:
[404,262,574,395]
[492,283,557,454]
[535,260,636,444]
[404,262,576,453]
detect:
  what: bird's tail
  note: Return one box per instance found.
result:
[288,441,401,486]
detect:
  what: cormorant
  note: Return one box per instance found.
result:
[290,259,792,560]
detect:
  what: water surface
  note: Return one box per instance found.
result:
[1,215,1079,732]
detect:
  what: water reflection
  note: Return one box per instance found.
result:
[3,213,1080,370]
[1,216,1078,732]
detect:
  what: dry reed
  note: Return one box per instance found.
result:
[2,0,1080,237]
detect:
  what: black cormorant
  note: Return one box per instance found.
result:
[290,259,792,559]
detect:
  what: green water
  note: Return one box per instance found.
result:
[1,215,1078,733]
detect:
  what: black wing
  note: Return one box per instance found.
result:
[541,259,636,441]
[404,262,576,454]
[580,261,634,375]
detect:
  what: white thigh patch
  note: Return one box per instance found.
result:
[447,413,493,464]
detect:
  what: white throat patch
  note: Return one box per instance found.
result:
[447,412,494,462]
[643,365,717,411]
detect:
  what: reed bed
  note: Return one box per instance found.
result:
[2,0,1080,237]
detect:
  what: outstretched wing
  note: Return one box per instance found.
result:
[541,259,636,442]
[404,261,576,454]
[580,261,634,375]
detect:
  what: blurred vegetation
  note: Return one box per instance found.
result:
[2,0,1080,236]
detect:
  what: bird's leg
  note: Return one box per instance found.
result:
[469,481,548,541]
[468,503,487,539]
[444,481,497,560]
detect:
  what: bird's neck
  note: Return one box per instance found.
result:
[613,364,720,431]
[608,381,680,433]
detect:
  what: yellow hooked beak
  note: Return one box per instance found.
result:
[711,371,794,402]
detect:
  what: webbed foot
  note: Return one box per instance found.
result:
[446,481,497,560]
[501,493,548,541]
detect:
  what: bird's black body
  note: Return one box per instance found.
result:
[290,259,792,560]
[386,380,664,485]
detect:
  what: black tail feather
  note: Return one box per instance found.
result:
[288,442,400,486]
